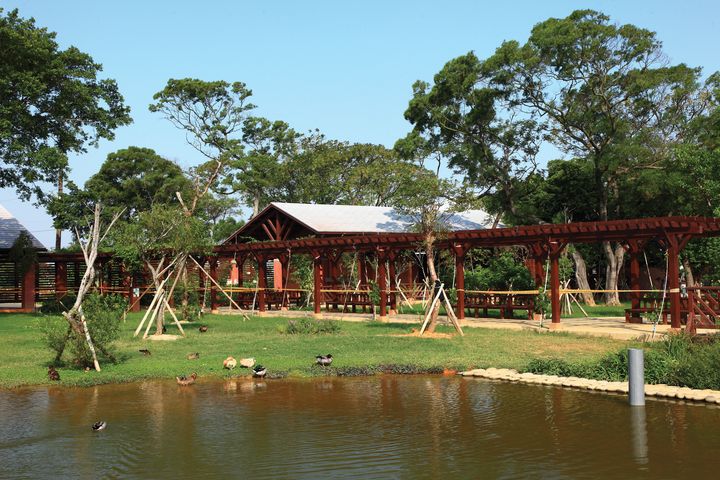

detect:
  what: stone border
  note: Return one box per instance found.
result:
[460,368,720,404]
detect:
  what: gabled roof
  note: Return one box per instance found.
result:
[269,202,497,234]
[0,204,46,250]
[223,202,498,244]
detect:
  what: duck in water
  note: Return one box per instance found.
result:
[252,365,267,378]
[176,372,197,386]
[315,354,333,367]
[48,366,60,381]
[92,421,107,431]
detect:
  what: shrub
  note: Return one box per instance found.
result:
[41,293,127,368]
[281,317,341,335]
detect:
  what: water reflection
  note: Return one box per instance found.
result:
[1,377,720,479]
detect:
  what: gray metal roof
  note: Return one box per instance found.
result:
[0,204,46,250]
[270,202,499,234]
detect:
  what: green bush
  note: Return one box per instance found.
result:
[524,333,720,389]
[41,293,127,368]
[281,317,341,335]
[465,252,534,291]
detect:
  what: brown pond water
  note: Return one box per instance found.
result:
[1,376,719,479]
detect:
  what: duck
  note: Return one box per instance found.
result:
[187,352,200,360]
[315,354,333,367]
[139,349,152,356]
[176,372,197,386]
[48,366,60,381]
[223,356,237,369]
[91,421,107,431]
[252,365,267,378]
[162,325,167,334]
[199,325,208,333]
[239,357,255,368]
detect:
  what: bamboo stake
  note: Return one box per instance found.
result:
[134,275,169,337]
[162,296,185,336]
[440,288,464,336]
[143,292,163,339]
[189,256,250,319]
[420,284,444,335]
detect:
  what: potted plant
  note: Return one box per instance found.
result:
[533,287,550,321]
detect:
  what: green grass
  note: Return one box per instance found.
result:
[0,312,631,388]
[561,302,630,318]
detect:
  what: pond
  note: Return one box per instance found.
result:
[1,375,719,479]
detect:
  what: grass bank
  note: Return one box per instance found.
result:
[0,312,628,388]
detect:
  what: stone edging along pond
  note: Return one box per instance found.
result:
[460,368,720,405]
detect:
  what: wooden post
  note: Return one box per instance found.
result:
[278,253,290,310]
[388,251,397,315]
[550,252,561,326]
[21,263,36,312]
[312,250,323,317]
[377,249,388,320]
[55,261,67,300]
[629,250,642,324]
[667,239,681,330]
[209,258,219,314]
[452,244,468,320]
[256,255,267,314]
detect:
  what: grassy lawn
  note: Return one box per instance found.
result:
[0,312,632,388]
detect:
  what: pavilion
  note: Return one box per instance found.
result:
[215,202,720,331]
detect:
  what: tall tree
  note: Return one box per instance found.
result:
[400,52,542,223]
[48,146,193,237]
[149,78,255,217]
[484,9,713,304]
[0,8,131,248]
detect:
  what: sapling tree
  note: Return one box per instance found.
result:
[62,204,123,371]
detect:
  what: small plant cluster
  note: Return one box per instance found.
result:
[39,294,78,314]
[40,293,128,368]
[281,317,341,335]
[525,333,720,389]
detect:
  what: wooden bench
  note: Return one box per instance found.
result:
[624,296,688,324]
[462,293,535,320]
[323,291,373,313]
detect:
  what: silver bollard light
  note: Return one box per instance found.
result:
[628,348,645,406]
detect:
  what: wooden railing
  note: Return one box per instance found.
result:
[686,287,720,333]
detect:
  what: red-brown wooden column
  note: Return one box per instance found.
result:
[55,261,67,300]
[663,233,693,330]
[256,254,267,314]
[278,251,290,310]
[625,240,647,324]
[377,248,388,320]
[388,250,398,315]
[21,263,36,312]
[209,258,219,314]
[452,243,469,320]
[312,250,324,317]
[548,241,566,327]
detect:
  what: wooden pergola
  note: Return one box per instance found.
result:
[215,215,720,330]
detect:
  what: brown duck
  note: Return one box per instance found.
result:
[199,325,208,333]
[48,366,60,381]
[176,372,197,386]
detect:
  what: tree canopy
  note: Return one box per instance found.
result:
[0,8,131,202]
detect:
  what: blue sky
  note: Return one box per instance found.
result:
[3,0,720,247]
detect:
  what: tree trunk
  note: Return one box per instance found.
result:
[570,248,596,306]
[424,239,441,334]
[682,257,695,287]
[602,241,625,305]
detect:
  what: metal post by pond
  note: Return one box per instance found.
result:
[628,348,645,406]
